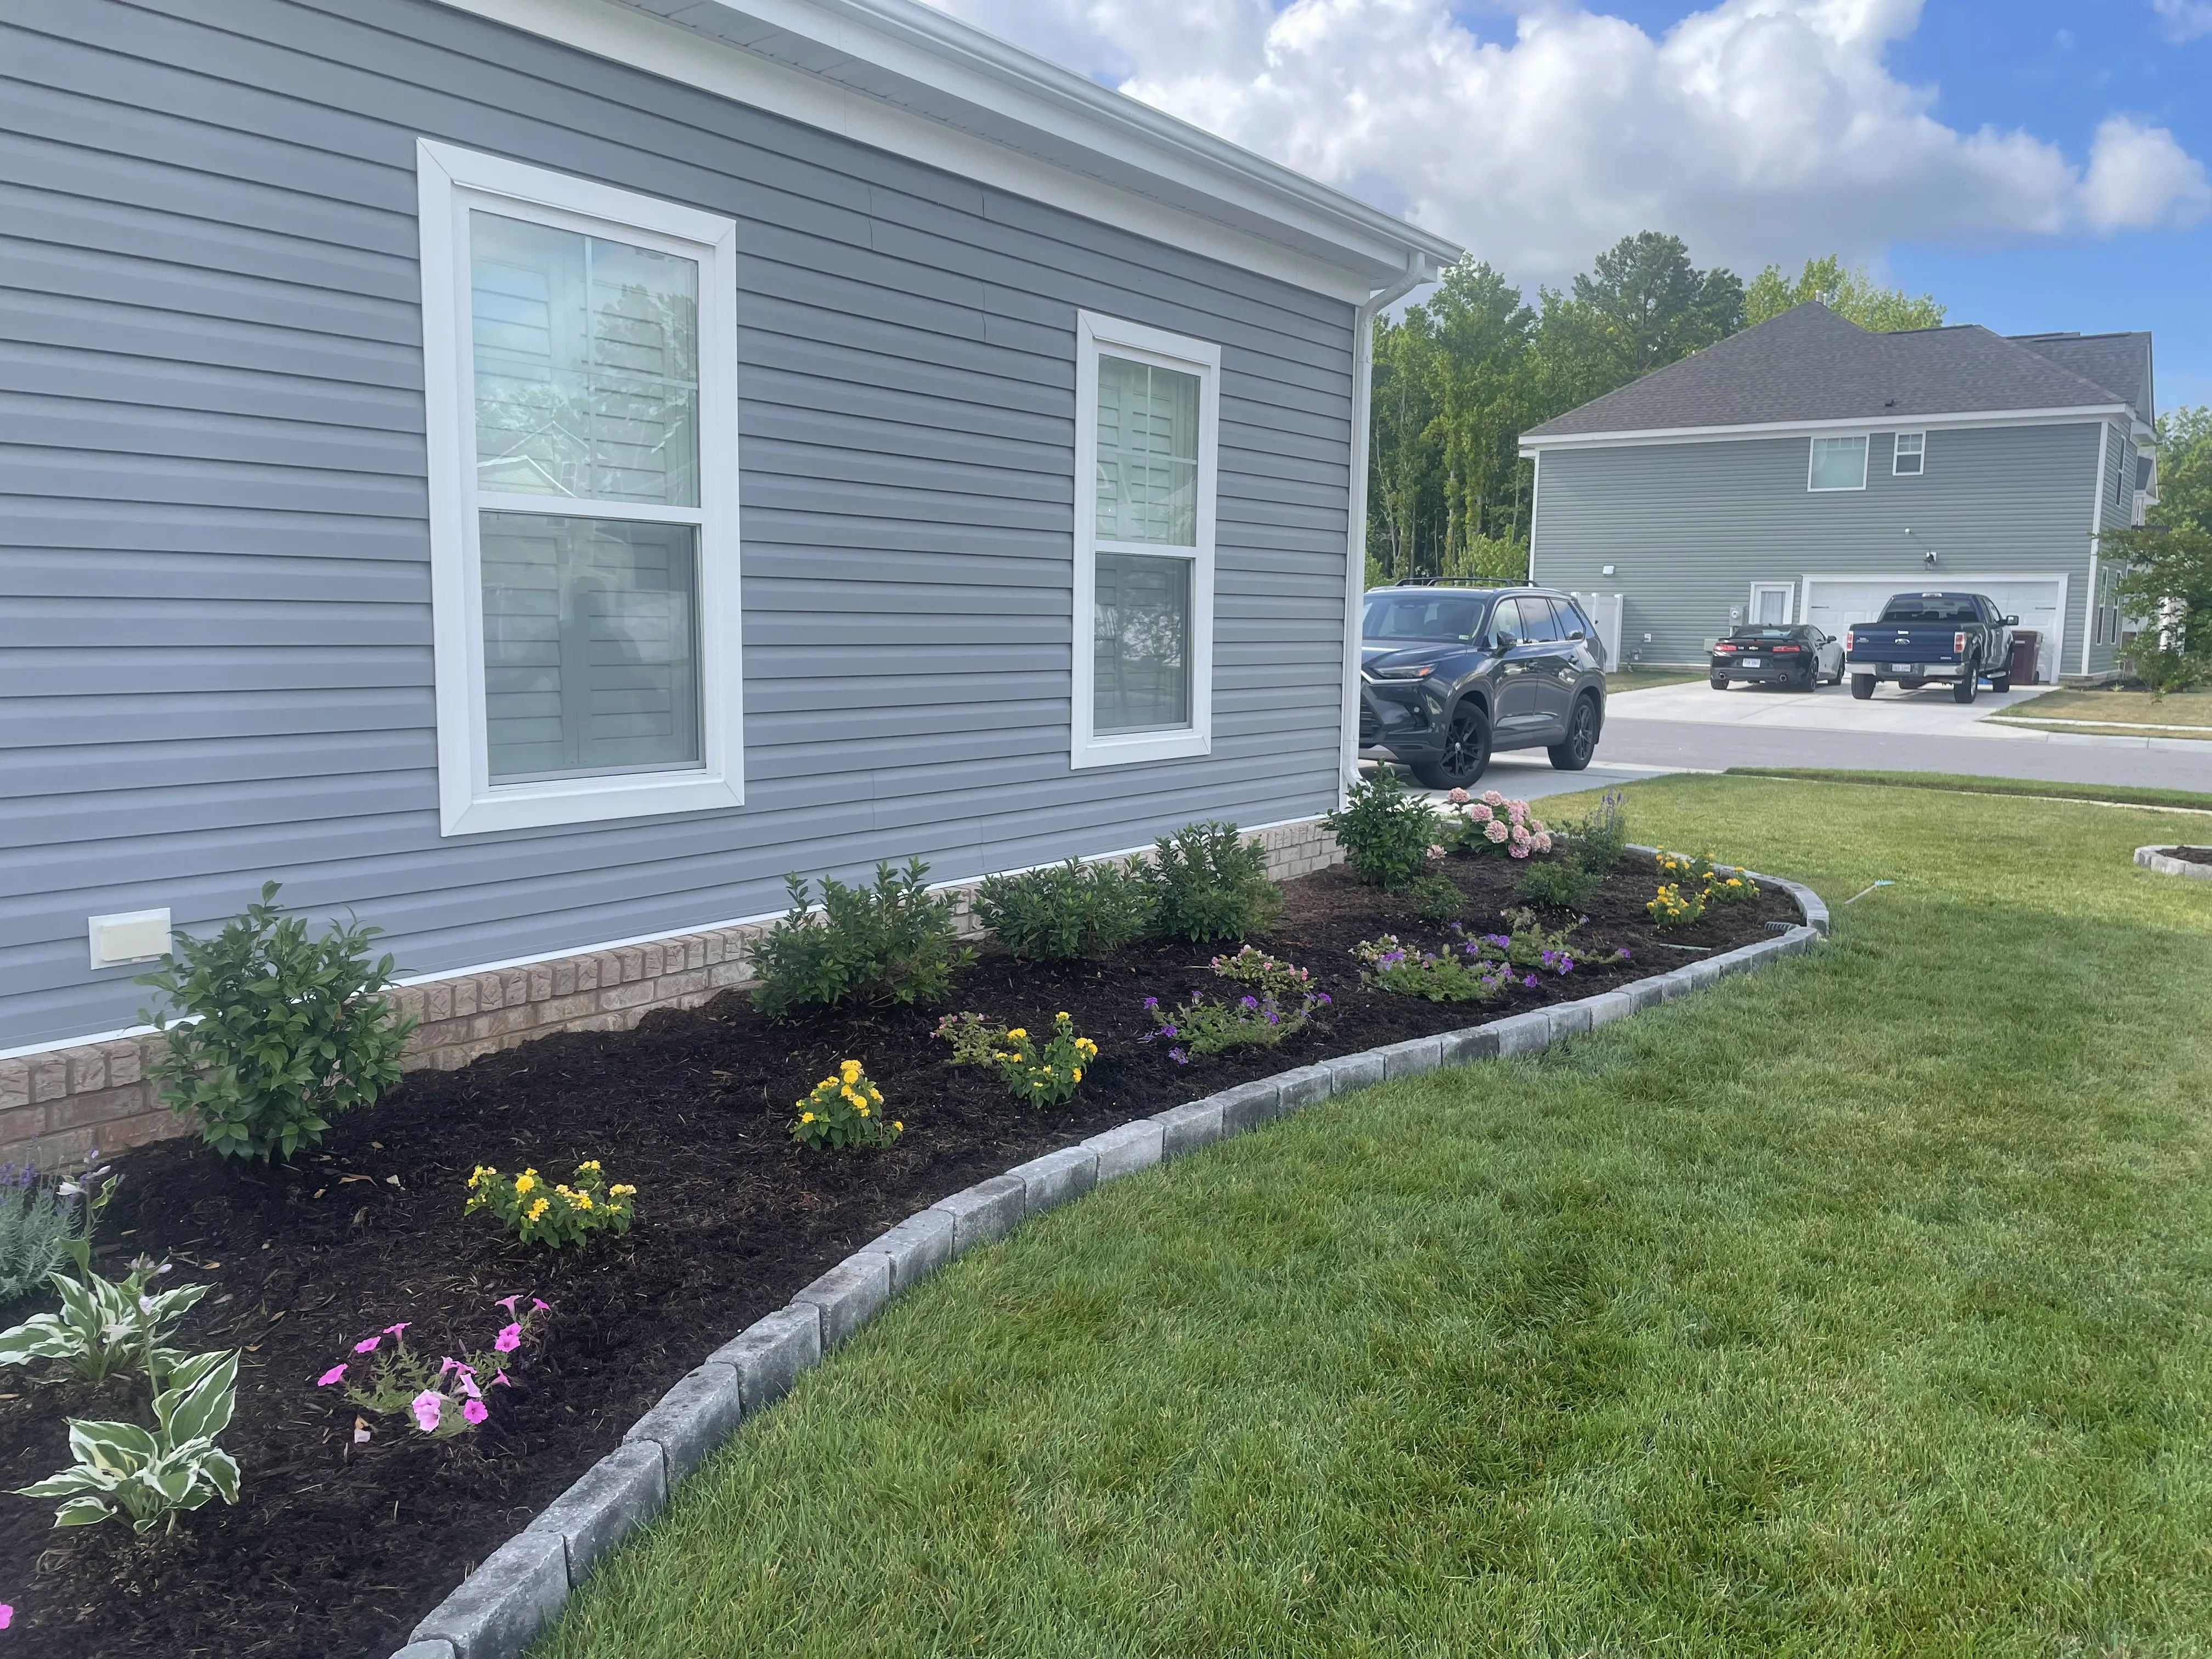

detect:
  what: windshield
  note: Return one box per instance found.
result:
[1733,627,1798,640]
[1364,593,1489,644]
[1878,595,1979,624]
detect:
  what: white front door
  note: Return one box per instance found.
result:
[1749,583,1793,626]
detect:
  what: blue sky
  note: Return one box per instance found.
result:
[936,0,2210,414]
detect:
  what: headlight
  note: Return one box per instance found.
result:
[1366,664,1435,680]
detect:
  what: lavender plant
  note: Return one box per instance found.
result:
[0,1156,91,1305]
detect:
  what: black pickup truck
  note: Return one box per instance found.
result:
[1845,591,2018,704]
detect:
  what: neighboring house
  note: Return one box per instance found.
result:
[1520,303,2156,682]
[0,0,1457,1155]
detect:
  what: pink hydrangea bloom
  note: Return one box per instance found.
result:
[410,1391,444,1434]
[1509,841,1531,859]
[1445,787,1469,804]
[462,1398,489,1426]
[1530,817,1547,835]
[353,1335,381,1354]
[1534,833,1554,853]
[1485,820,1509,844]
[1425,844,1446,862]
[1482,791,1505,807]
[494,1324,523,1353]
[316,1364,347,1387]
[1468,803,1493,823]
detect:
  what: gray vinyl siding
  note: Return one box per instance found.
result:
[1531,422,2102,667]
[0,0,1356,1049]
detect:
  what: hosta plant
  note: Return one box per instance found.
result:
[317,1295,549,1437]
[137,882,415,1163]
[465,1161,636,1251]
[792,1062,901,1150]
[14,1350,241,1534]
[0,1255,205,1386]
[937,1012,1097,1107]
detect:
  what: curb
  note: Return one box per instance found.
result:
[397,868,1827,1659]
[2136,845,2212,881]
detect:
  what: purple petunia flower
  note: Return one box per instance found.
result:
[317,1363,347,1387]
[462,1398,489,1426]
[410,1391,444,1434]
[494,1324,523,1353]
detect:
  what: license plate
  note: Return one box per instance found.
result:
[1740,657,1760,668]
[1889,663,1915,674]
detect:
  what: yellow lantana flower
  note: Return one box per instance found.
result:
[514,1173,537,1196]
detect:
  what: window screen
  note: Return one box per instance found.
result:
[1893,432,1925,476]
[1093,354,1200,733]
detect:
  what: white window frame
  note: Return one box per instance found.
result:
[416,139,742,837]
[1070,311,1219,769]
[1892,431,1926,476]
[1808,433,1870,492]
[1748,582,1795,626]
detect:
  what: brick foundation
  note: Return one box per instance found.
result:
[0,819,1342,1166]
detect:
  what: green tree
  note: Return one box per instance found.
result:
[1745,255,1946,332]
[2104,407,2212,692]
[1533,231,1745,399]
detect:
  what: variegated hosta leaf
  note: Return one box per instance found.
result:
[200,1444,241,1505]
[0,1314,78,1365]
[157,1351,239,1445]
[14,1469,112,1500]
[68,1418,159,1475]
[53,1496,115,1528]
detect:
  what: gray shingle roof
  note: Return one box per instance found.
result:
[2006,331,2154,423]
[1522,302,2151,442]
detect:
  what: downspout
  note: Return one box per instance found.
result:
[2081,422,2109,679]
[1340,253,1432,803]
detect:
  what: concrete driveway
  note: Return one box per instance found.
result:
[1602,676,2055,737]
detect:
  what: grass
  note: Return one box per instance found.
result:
[1608,665,1716,692]
[1726,766,2212,816]
[2006,685,2212,729]
[537,778,2212,1658]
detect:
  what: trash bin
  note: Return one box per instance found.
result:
[2008,630,2041,685]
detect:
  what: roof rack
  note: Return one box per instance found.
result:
[1386,575,1519,589]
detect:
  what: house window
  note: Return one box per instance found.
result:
[1071,312,1218,768]
[1808,435,1869,491]
[415,141,741,836]
[1749,583,1793,626]
[2117,439,2133,509]
[1892,432,1925,476]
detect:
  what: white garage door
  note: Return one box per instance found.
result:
[1802,574,2067,682]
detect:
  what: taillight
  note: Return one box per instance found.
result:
[1844,629,1855,652]
[1954,631,1967,653]
[1773,644,1801,653]
[1715,643,1738,653]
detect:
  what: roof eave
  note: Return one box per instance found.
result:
[443,0,1460,296]
[1520,403,2134,454]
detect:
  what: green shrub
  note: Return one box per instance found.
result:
[1407,873,1465,923]
[975,859,1152,961]
[1514,857,1600,911]
[137,883,414,1163]
[751,859,974,1019]
[1323,768,1441,889]
[1142,821,1280,944]
[14,1350,242,1535]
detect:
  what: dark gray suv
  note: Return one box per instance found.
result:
[1357,584,1608,789]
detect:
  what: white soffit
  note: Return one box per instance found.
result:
[439,0,1459,301]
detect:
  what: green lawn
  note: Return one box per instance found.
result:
[539,778,2212,1658]
[2006,685,2212,729]
[1607,665,1716,692]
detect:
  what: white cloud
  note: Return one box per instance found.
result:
[927,0,2212,283]
[2152,0,2212,42]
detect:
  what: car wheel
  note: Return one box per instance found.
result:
[1547,695,1600,771]
[1952,669,1978,704]
[1709,675,1729,690]
[1795,662,1818,692]
[1412,703,1491,790]
[1850,674,1876,700]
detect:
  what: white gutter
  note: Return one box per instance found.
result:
[1519,402,2131,454]
[1340,255,1435,803]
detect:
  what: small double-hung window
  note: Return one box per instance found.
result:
[1071,313,1219,768]
[416,142,741,835]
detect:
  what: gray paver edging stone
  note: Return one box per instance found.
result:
[2137,845,2212,880]
[391,860,1825,1659]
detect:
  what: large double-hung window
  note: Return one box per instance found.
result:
[1071,313,1218,768]
[416,142,741,835]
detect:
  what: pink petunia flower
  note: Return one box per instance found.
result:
[410,1391,444,1434]
[383,1322,409,1338]
[531,1299,550,1313]
[353,1336,381,1354]
[492,1370,512,1389]
[462,1398,489,1426]
[0,1604,12,1629]
[457,1371,482,1400]
[316,1364,347,1387]
[496,1294,522,1315]
[494,1324,523,1353]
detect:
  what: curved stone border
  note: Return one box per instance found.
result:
[2136,845,2212,881]
[391,861,1830,1659]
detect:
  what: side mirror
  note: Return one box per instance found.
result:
[2004,614,2019,627]
[1567,628,1587,642]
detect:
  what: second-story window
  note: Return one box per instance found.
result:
[1892,432,1925,476]
[1808,435,1869,491]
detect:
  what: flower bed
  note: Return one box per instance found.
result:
[0,849,1800,1658]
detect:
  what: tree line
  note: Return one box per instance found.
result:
[1365,234,1946,586]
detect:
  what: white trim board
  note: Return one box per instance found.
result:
[1520,404,2134,456]
[430,0,1454,301]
